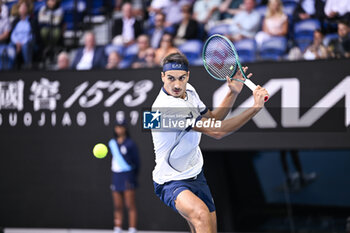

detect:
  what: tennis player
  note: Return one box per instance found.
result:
[109,120,140,233]
[151,52,268,233]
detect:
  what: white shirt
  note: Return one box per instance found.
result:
[151,83,208,184]
[122,17,135,43]
[76,48,94,70]
[324,0,350,17]
[230,10,261,38]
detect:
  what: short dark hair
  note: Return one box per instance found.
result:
[338,19,350,28]
[161,52,189,67]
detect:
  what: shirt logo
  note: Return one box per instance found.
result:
[143,110,161,129]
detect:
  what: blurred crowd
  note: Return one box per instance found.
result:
[0,0,349,70]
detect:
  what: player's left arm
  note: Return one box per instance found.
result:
[203,67,252,120]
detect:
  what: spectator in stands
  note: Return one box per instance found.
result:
[56,51,70,70]
[303,29,328,60]
[154,33,178,65]
[132,47,157,68]
[149,12,166,48]
[112,2,143,46]
[327,20,350,58]
[71,31,106,70]
[227,0,261,42]
[163,0,191,27]
[219,0,244,19]
[148,0,170,16]
[131,34,150,67]
[114,0,144,19]
[106,51,122,69]
[10,0,35,69]
[324,0,350,22]
[255,0,288,48]
[173,4,199,46]
[193,0,221,29]
[0,1,15,70]
[37,0,64,62]
[10,0,33,17]
[0,0,8,18]
[293,0,326,22]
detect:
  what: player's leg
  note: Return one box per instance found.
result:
[112,191,124,230]
[175,190,216,233]
[124,189,137,230]
[210,211,217,233]
[186,219,196,233]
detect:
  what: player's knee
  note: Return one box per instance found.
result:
[125,202,136,211]
[190,207,211,227]
[114,204,123,212]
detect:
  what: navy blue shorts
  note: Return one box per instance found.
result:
[111,171,137,192]
[153,170,216,213]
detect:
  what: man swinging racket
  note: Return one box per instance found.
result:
[150,52,269,233]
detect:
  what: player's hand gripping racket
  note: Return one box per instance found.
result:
[202,34,269,102]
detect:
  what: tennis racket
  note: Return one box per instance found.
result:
[202,34,269,102]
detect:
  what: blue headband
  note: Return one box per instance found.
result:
[163,62,188,72]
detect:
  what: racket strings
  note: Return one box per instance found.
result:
[204,37,237,80]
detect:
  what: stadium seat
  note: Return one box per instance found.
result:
[61,0,86,30]
[178,40,203,65]
[119,43,138,68]
[34,1,46,15]
[293,19,321,52]
[283,1,297,18]
[234,39,257,63]
[255,5,267,18]
[104,44,124,57]
[323,33,338,46]
[282,0,299,3]
[208,24,230,36]
[259,36,287,60]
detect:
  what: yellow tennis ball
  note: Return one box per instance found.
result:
[230,65,234,70]
[93,143,108,159]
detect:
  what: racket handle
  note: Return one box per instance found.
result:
[244,79,269,102]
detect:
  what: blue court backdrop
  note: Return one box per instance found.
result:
[0,58,350,231]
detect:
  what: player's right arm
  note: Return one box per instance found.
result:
[203,67,251,121]
[193,86,268,139]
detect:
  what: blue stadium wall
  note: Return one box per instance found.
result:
[0,59,350,231]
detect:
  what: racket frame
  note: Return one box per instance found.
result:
[203,34,268,101]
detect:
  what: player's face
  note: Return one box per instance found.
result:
[114,125,126,137]
[161,70,189,98]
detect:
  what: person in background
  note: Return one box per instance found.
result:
[106,51,122,69]
[71,31,106,70]
[148,12,167,49]
[37,0,64,62]
[324,0,350,22]
[10,0,35,69]
[193,0,221,29]
[112,2,143,46]
[154,33,178,65]
[132,47,157,68]
[219,0,244,19]
[226,0,261,42]
[0,0,15,70]
[255,0,288,48]
[327,20,350,58]
[292,0,325,22]
[173,4,199,46]
[163,0,191,27]
[131,34,150,67]
[303,29,328,60]
[56,51,70,70]
[109,120,140,233]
